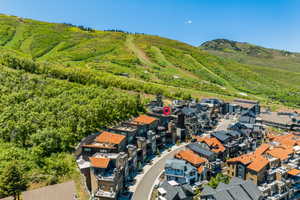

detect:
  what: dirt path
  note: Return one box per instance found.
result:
[125,35,154,67]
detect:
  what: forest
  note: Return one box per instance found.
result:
[0,62,144,198]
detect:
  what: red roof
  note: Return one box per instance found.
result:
[255,143,270,155]
[247,156,269,172]
[288,169,300,176]
[194,136,225,153]
[133,115,157,124]
[266,147,293,161]
[176,149,207,166]
[96,131,126,145]
[227,153,255,165]
[89,157,110,168]
[227,153,269,172]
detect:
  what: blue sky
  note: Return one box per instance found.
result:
[1,0,299,51]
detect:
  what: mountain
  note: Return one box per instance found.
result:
[200,38,300,72]
[1,14,299,107]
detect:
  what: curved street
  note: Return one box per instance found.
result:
[131,117,236,200]
[131,144,187,200]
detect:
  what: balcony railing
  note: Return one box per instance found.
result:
[95,189,116,199]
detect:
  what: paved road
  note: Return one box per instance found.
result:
[132,145,186,200]
[132,117,236,200]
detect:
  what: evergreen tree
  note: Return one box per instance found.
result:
[0,162,28,200]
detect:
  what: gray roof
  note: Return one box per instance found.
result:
[181,184,193,194]
[165,159,195,172]
[240,116,252,123]
[240,180,262,200]
[181,107,197,116]
[241,110,256,117]
[214,190,234,200]
[228,186,252,200]
[216,182,229,191]
[229,176,244,185]
[201,185,215,196]
[160,181,178,200]
[211,131,231,142]
[201,177,262,200]
[187,143,214,158]
[212,130,242,143]
[160,181,194,200]
[175,187,187,199]
[165,159,186,170]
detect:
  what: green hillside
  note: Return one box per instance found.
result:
[0,14,300,198]
[200,38,300,73]
[1,14,299,107]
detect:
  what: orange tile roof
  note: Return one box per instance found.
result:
[133,115,157,124]
[227,153,255,165]
[271,133,300,147]
[267,147,293,161]
[228,152,269,172]
[255,143,270,155]
[96,131,126,145]
[288,169,300,176]
[247,156,269,172]
[198,166,204,174]
[194,136,225,153]
[176,149,207,166]
[89,157,110,168]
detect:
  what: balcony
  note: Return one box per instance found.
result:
[95,171,116,181]
[95,189,116,199]
[165,169,184,176]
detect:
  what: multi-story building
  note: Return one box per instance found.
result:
[136,137,147,164]
[106,123,137,145]
[81,131,126,158]
[89,152,128,200]
[165,159,198,185]
[193,135,226,160]
[127,144,137,180]
[226,152,269,185]
[175,149,208,181]
[211,130,251,157]
[131,114,159,154]
[287,169,300,199]
[187,143,216,161]
[226,133,300,200]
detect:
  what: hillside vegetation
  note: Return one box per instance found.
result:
[0,14,300,198]
[200,39,300,84]
[1,14,300,107]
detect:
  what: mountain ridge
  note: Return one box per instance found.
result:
[200,38,300,73]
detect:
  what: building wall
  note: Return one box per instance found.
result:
[90,168,99,194]
[246,168,266,185]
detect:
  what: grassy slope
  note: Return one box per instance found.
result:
[0,14,299,107]
[200,38,300,76]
